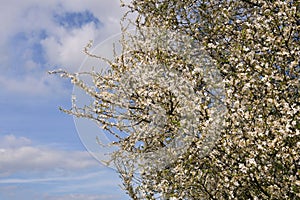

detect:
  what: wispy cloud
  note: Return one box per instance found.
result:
[0,135,98,176]
[0,171,102,184]
[0,179,128,200]
[0,134,127,198]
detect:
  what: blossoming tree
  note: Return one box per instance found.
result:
[53,0,299,199]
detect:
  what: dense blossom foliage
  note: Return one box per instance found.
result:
[55,0,299,199]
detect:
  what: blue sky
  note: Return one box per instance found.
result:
[0,1,129,199]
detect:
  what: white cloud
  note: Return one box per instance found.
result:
[0,0,127,97]
[0,134,31,148]
[0,147,97,172]
[38,0,128,72]
[41,23,99,72]
[0,135,99,176]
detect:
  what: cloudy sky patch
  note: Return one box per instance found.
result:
[0,0,128,199]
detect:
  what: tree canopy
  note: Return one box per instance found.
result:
[54,0,299,199]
